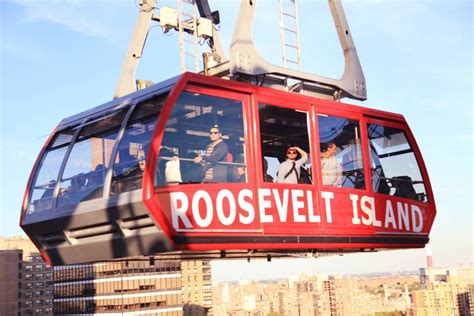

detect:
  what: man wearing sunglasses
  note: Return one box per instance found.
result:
[277,146,308,184]
[194,126,229,182]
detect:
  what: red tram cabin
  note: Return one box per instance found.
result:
[21,73,436,265]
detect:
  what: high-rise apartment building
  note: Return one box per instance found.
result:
[0,250,54,316]
[53,259,183,315]
[2,236,214,316]
[181,260,213,315]
[0,250,23,316]
[412,265,474,315]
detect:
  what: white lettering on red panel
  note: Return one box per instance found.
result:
[169,189,425,233]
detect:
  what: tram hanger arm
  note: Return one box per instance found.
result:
[114,0,227,99]
[223,0,367,101]
[114,0,157,99]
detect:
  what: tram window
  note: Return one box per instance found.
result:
[57,110,127,208]
[156,91,246,185]
[28,128,77,214]
[318,115,365,189]
[259,104,311,184]
[111,94,167,193]
[368,124,427,202]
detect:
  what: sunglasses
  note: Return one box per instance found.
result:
[210,131,220,135]
[287,151,297,155]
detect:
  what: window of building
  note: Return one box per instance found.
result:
[318,114,365,189]
[259,104,311,184]
[368,124,427,202]
[157,91,247,185]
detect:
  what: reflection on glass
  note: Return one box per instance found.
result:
[318,115,365,189]
[111,94,166,193]
[156,92,246,186]
[368,124,427,202]
[57,110,126,208]
[28,146,68,213]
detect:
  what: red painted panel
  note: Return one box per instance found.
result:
[142,73,435,251]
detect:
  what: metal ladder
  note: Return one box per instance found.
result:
[278,0,302,71]
[178,0,199,73]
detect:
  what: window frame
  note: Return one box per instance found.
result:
[364,116,432,203]
[313,108,371,192]
[153,84,253,191]
[56,109,131,207]
[253,93,316,187]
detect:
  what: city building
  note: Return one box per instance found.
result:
[181,260,213,315]
[212,273,420,316]
[0,249,54,316]
[1,236,214,316]
[0,236,38,259]
[411,265,474,315]
[53,259,183,315]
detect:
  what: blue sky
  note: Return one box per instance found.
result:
[1,0,472,281]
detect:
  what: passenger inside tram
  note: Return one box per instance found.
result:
[258,103,312,184]
[277,146,308,184]
[320,142,342,187]
[318,114,365,190]
[193,126,230,183]
[112,144,148,193]
[263,159,274,183]
[156,91,246,186]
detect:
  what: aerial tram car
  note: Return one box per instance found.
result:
[21,0,436,265]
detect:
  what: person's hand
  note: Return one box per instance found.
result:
[172,156,179,161]
[194,156,203,163]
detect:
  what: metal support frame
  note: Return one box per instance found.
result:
[114,0,157,99]
[114,0,366,101]
[226,0,366,101]
[114,0,227,99]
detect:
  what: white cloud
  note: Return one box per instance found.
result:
[9,0,127,44]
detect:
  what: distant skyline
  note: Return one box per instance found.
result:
[1,0,472,281]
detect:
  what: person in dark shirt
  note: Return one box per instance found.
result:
[194,126,229,183]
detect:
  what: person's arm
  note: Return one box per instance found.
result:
[294,147,308,165]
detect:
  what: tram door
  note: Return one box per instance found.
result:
[255,95,322,236]
[152,87,261,238]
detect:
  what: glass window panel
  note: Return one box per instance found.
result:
[318,115,365,189]
[28,147,68,214]
[368,124,427,202]
[111,95,166,193]
[156,91,246,186]
[259,104,311,184]
[50,128,77,148]
[28,127,79,214]
[57,110,127,208]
